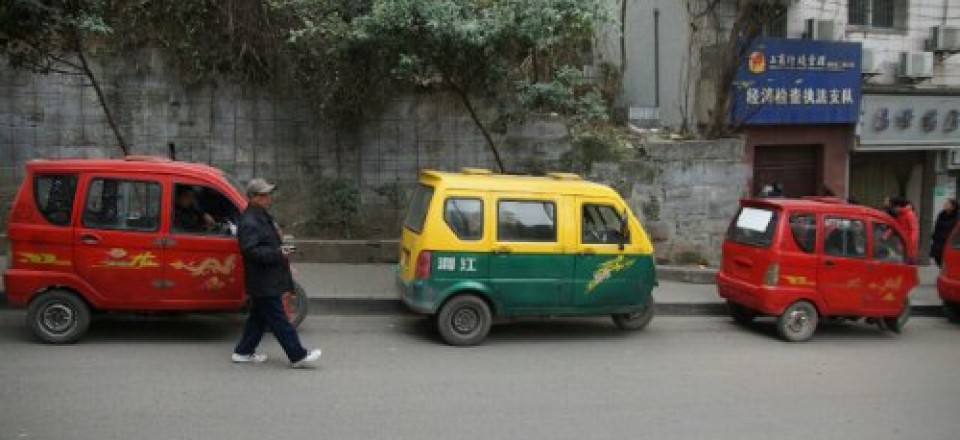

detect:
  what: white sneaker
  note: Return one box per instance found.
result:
[232,352,268,363]
[291,349,322,368]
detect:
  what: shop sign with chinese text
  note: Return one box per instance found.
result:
[732,38,862,125]
[857,94,960,149]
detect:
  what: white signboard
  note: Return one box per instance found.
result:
[736,207,774,232]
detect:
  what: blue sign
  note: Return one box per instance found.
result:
[731,38,862,125]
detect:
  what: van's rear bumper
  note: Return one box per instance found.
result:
[937,274,960,304]
[396,277,436,314]
[716,272,797,315]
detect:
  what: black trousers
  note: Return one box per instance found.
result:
[234,295,308,362]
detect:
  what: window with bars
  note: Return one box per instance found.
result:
[849,0,908,30]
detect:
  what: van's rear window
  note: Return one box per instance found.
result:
[404,184,435,234]
[728,207,778,247]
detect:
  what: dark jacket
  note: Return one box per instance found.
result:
[238,204,294,297]
[931,209,959,259]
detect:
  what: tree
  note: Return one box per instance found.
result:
[338,0,607,172]
[684,0,786,138]
[1,0,129,155]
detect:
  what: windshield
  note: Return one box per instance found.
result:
[727,206,779,248]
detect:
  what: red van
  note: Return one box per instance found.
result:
[936,226,960,322]
[3,157,308,343]
[717,197,917,342]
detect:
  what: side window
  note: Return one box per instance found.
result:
[34,174,78,226]
[951,224,960,250]
[823,217,867,258]
[172,183,240,235]
[789,213,816,253]
[497,200,556,242]
[444,198,483,240]
[82,178,161,232]
[873,222,906,263]
[582,204,628,244]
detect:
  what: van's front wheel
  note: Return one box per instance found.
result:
[612,296,655,331]
[436,295,492,346]
[776,300,818,342]
[26,290,91,344]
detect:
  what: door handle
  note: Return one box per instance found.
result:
[79,233,101,245]
[493,246,513,255]
[824,260,836,266]
[579,249,596,255]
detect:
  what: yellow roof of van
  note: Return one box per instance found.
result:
[420,169,619,197]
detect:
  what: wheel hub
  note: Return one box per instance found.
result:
[452,308,480,334]
[787,309,809,333]
[41,303,75,334]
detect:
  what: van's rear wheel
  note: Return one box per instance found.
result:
[881,299,910,333]
[776,300,818,342]
[612,296,655,331]
[436,295,491,346]
[26,290,91,344]
[727,301,757,325]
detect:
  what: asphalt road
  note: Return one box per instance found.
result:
[1,312,959,440]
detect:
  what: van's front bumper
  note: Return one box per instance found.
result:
[716,272,796,315]
[396,277,437,314]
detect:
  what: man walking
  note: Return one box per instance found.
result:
[232,178,321,368]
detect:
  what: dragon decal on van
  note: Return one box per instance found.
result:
[586,255,635,293]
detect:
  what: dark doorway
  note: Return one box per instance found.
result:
[753,145,821,197]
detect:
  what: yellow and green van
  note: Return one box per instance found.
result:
[397,168,657,345]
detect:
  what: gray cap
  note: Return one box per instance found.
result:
[246,178,276,196]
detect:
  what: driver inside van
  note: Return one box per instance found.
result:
[174,187,215,232]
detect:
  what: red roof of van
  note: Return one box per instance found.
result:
[741,197,889,218]
[25,156,229,182]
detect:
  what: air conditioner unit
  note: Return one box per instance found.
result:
[861,48,880,75]
[898,51,933,80]
[806,18,839,41]
[931,25,960,52]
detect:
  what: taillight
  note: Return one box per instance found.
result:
[764,263,780,286]
[415,251,432,280]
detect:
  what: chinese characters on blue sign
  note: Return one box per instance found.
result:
[732,38,862,125]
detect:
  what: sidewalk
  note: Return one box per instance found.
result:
[0,256,946,316]
[288,263,943,315]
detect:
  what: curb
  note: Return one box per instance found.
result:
[1,294,947,318]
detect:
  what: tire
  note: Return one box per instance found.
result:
[881,299,910,333]
[943,301,960,323]
[26,290,91,344]
[776,300,818,342]
[436,295,492,346]
[727,301,757,325]
[282,282,310,328]
[612,295,655,331]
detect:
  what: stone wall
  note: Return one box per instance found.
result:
[1,49,748,265]
[588,139,749,265]
[0,49,569,236]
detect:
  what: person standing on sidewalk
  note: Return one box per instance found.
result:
[892,198,920,258]
[931,198,959,267]
[232,178,321,368]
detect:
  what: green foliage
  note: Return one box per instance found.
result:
[560,122,636,174]
[314,178,360,237]
[0,0,111,74]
